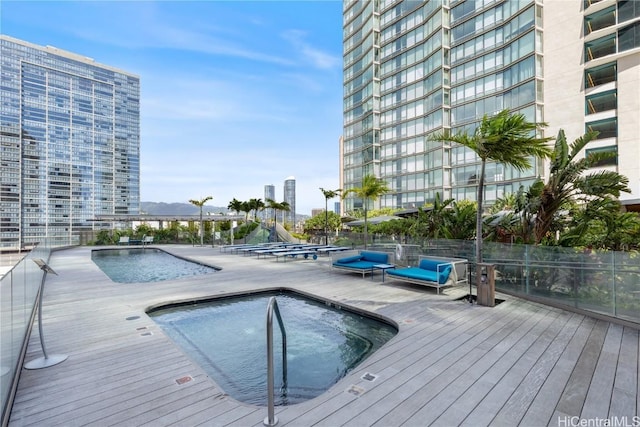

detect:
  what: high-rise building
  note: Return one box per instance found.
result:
[545,0,640,209]
[341,0,640,213]
[264,184,275,221]
[284,176,296,225]
[0,35,140,249]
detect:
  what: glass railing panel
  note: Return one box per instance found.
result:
[340,235,640,324]
[0,244,50,424]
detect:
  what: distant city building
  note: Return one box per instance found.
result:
[311,208,324,218]
[341,0,640,213]
[334,201,341,214]
[263,184,275,221]
[283,176,296,225]
[0,35,140,249]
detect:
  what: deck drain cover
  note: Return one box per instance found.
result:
[361,372,378,382]
[176,376,193,385]
[346,385,365,396]
[126,316,140,321]
[140,331,153,336]
[136,326,147,331]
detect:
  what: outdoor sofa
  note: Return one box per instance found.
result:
[331,250,392,278]
[386,255,468,294]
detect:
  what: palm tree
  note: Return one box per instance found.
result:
[227,198,243,216]
[430,109,553,265]
[240,201,251,223]
[248,198,265,222]
[527,129,630,244]
[189,196,213,246]
[227,198,245,243]
[342,174,390,249]
[266,199,290,241]
[320,187,341,245]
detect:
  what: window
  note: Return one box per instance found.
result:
[585,90,617,114]
[586,117,617,139]
[585,146,617,167]
[619,0,640,23]
[584,6,616,35]
[585,34,616,61]
[618,22,640,52]
[584,0,606,7]
[584,62,616,88]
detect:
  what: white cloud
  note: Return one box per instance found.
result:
[281,29,341,70]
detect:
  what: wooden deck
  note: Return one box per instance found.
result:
[8,245,639,427]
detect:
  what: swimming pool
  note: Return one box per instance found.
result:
[91,248,218,283]
[148,290,397,406]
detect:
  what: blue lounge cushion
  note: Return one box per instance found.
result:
[390,260,453,284]
[419,259,442,271]
[336,255,363,264]
[335,260,378,270]
[360,251,389,264]
[438,264,452,284]
[387,267,438,282]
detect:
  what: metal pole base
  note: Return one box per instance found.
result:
[24,354,68,370]
[263,416,278,426]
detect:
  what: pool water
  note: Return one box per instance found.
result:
[148,291,397,406]
[91,248,217,283]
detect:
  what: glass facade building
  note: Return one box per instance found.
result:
[263,184,275,221]
[0,36,140,249]
[284,176,296,226]
[342,0,541,212]
[342,0,640,213]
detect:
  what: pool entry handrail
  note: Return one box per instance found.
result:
[264,296,287,426]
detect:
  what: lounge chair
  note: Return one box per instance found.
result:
[386,256,468,294]
[118,236,130,245]
[142,235,154,245]
[331,250,393,278]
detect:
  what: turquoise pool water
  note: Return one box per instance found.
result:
[148,290,397,406]
[91,248,217,283]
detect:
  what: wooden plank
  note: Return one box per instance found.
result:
[581,323,623,419]
[515,316,597,426]
[457,308,572,426]
[490,312,584,426]
[416,305,559,426]
[608,326,639,418]
[552,320,609,418]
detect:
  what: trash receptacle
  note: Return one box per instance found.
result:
[476,263,496,307]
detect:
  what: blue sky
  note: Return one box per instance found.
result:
[2,0,344,215]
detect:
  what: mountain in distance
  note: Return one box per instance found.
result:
[140,202,229,215]
[140,201,308,220]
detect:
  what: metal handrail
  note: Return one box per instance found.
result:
[264,296,287,426]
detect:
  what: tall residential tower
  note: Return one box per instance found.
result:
[0,35,141,248]
[284,176,296,226]
[341,0,640,213]
[264,184,275,221]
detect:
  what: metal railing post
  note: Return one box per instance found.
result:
[24,259,68,369]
